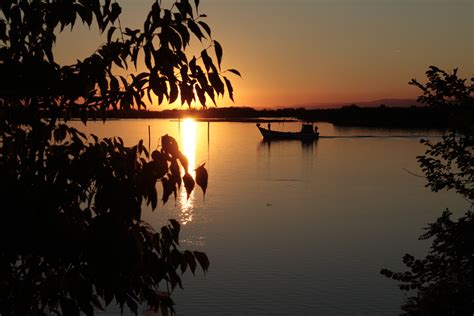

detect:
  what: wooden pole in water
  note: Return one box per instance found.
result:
[148,125,151,152]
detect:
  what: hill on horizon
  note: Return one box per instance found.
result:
[258,98,422,110]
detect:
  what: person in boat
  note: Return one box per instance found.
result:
[300,124,314,134]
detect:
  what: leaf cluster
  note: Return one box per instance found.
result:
[0,0,240,121]
[0,120,209,315]
[409,66,474,109]
[382,66,474,314]
[0,0,226,315]
[381,210,474,315]
[412,66,474,205]
[418,133,474,202]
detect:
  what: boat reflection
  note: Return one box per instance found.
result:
[258,139,317,152]
[179,119,196,225]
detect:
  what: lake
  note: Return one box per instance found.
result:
[73,119,468,315]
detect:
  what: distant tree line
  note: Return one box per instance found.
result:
[99,105,473,129]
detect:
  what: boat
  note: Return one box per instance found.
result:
[256,123,319,140]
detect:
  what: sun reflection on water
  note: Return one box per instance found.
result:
[179,118,196,225]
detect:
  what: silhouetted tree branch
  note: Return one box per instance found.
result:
[412,67,474,204]
[0,0,234,315]
[382,66,474,315]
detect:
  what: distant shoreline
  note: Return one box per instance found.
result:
[95,105,472,129]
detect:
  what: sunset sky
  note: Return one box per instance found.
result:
[55,0,474,109]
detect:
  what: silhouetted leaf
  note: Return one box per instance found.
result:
[150,186,158,210]
[195,84,206,106]
[187,20,204,41]
[194,251,209,272]
[223,76,234,102]
[174,24,190,47]
[195,163,208,196]
[169,219,180,235]
[176,1,193,18]
[143,46,153,70]
[151,150,162,161]
[78,4,93,26]
[110,75,119,91]
[161,134,179,157]
[173,183,178,202]
[161,226,172,245]
[178,153,188,173]
[214,40,222,70]
[209,72,224,96]
[138,139,143,154]
[80,110,88,124]
[206,86,216,105]
[162,178,174,204]
[168,269,182,290]
[170,159,181,188]
[180,255,188,273]
[169,81,178,103]
[184,250,197,274]
[198,21,211,37]
[227,68,241,77]
[109,2,122,23]
[182,173,195,199]
[107,26,116,43]
[201,49,213,72]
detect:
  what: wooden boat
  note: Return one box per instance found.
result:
[256,123,319,140]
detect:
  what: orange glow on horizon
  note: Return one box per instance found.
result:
[53,1,474,110]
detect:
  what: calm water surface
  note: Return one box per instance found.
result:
[73,120,467,315]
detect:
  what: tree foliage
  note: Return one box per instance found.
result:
[409,66,474,109]
[381,210,474,315]
[0,0,239,115]
[418,134,473,201]
[0,0,235,315]
[412,67,474,202]
[382,67,474,315]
